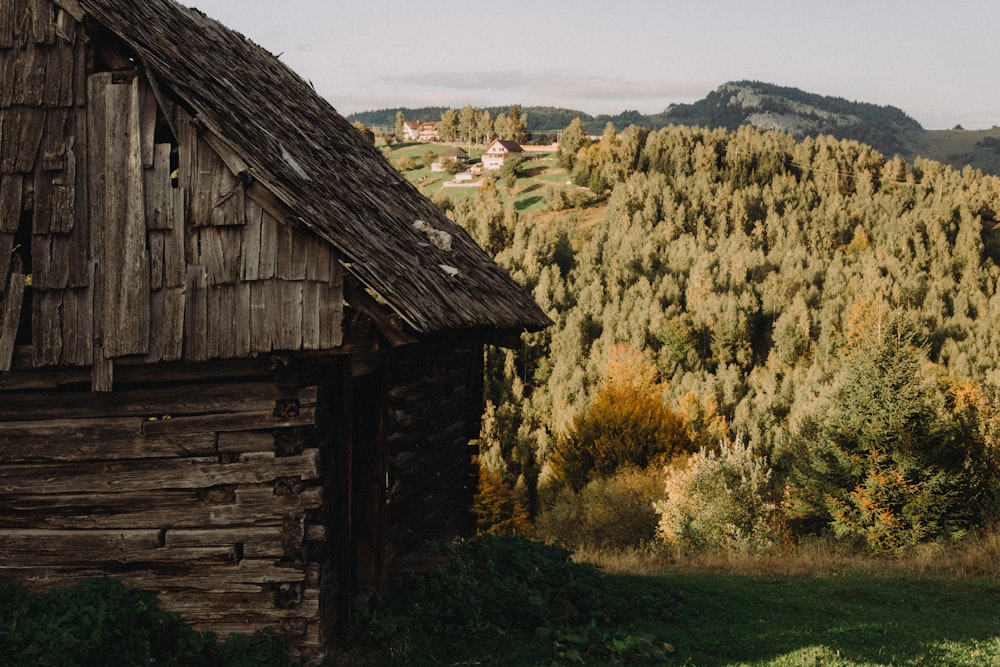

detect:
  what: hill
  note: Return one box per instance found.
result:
[653,80,924,158]
[349,81,1000,174]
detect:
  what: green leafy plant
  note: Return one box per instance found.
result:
[0,577,296,667]
[350,535,674,665]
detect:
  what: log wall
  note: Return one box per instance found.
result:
[0,361,328,655]
[384,343,482,559]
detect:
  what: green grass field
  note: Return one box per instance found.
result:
[329,536,1000,667]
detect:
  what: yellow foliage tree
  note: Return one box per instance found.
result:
[550,344,693,491]
[473,465,532,536]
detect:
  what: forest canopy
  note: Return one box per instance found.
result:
[452,121,1000,554]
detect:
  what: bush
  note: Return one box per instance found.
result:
[352,535,672,665]
[0,577,295,666]
[655,436,786,553]
[537,467,663,549]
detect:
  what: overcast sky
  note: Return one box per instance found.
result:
[186,0,998,130]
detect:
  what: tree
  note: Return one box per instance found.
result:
[549,345,693,491]
[557,118,587,171]
[507,104,528,143]
[459,105,478,146]
[439,108,459,142]
[477,109,494,145]
[394,110,405,143]
[352,121,375,144]
[791,318,997,554]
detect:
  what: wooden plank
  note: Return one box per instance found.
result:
[240,198,263,281]
[40,107,68,171]
[165,526,286,558]
[0,431,216,463]
[0,0,14,48]
[274,217,295,279]
[0,253,25,371]
[318,279,345,349]
[52,0,86,22]
[301,281,320,350]
[0,173,22,233]
[0,529,238,566]
[138,79,158,168]
[140,406,316,436]
[87,72,149,359]
[184,263,208,361]
[258,207,278,279]
[66,107,88,286]
[144,143,173,229]
[164,187,186,287]
[147,285,184,362]
[200,226,241,284]
[28,0,54,45]
[250,280,304,353]
[157,590,319,623]
[149,229,165,290]
[31,288,63,366]
[0,559,318,595]
[0,486,323,529]
[1,106,45,174]
[0,232,11,288]
[218,430,276,454]
[42,37,68,105]
[12,43,46,105]
[0,380,313,420]
[192,134,244,227]
[0,49,14,106]
[0,449,321,494]
[60,284,92,365]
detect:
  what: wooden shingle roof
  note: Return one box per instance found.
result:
[70,0,551,338]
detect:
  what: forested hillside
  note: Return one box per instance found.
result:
[442,123,1000,555]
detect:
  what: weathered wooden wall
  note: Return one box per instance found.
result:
[0,360,328,653]
[0,2,344,383]
[384,343,482,559]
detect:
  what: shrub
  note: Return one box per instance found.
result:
[352,535,672,665]
[655,436,786,553]
[537,467,663,549]
[0,577,295,666]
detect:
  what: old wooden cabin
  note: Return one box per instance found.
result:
[0,0,550,657]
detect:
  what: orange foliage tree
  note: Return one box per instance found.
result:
[549,344,693,491]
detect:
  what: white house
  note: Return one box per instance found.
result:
[481,139,524,170]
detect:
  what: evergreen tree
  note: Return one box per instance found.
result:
[557,117,587,170]
[791,317,995,553]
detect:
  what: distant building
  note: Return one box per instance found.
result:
[403,120,439,142]
[431,146,468,172]
[481,139,524,170]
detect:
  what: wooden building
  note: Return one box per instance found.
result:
[0,0,550,658]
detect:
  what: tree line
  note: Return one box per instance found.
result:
[451,120,1000,555]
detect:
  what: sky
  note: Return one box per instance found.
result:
[186,0,998,130]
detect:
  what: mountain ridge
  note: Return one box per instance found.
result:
[346,81,1000,174]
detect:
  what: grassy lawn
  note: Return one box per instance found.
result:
[644,574,1000,666]
[330,536,1000,667]
[357,574,1000,666]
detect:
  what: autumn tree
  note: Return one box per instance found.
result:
[394,110,405,143]
[352,121,375,144]
[549,344,692,491]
